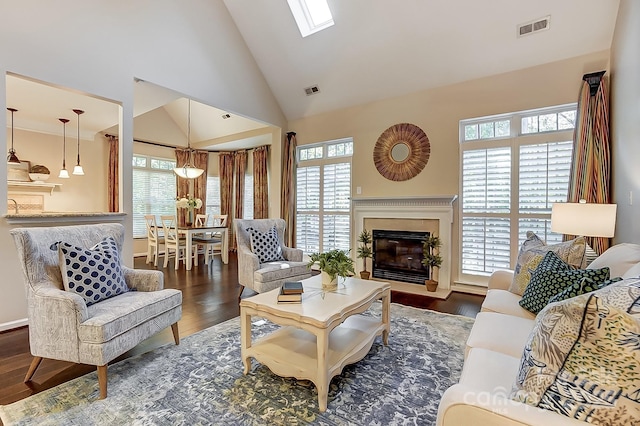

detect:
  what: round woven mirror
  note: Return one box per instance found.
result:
[373,123,430,181]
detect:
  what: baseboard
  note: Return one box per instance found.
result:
[451,282,488,296]
[0,318,28,332]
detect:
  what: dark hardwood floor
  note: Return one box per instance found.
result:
[0,252,484,407]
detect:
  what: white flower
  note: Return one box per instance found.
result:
[175,195,202,209]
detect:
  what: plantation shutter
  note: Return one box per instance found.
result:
[322,162,351,251]
[244,175,254,219]
[296,165,321,253]
[132,155,177,238]
[461,147,511,275]
[206,176,221,216]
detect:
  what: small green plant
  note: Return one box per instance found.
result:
[421,235,442,280]
[356,229,373,273]
[308,249,355,282]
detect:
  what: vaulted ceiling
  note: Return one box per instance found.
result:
[6,1,620,150]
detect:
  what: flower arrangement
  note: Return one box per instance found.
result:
[175,195,202,209]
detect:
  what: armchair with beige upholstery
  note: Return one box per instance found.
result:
[10,223,182,399]
[234,218,311,297]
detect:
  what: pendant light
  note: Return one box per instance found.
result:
[173,99,204,179]
[58,118,70,179]
[6,108,21,164]
[72,109,85,175]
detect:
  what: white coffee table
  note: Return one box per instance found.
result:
[240,275,391,412]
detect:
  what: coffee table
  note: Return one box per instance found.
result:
[240,275,391,412]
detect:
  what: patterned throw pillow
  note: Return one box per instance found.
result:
[537,294,640,424]
[246,226,285,263]
[548,276,622,304]
[509,232,586,296]
[55,237,129,306]
[519,255,610,314]
[511,278,640,415]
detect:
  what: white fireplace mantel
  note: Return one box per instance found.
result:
[352,195,458,294]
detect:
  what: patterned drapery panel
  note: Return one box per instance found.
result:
[175,148,190,227]
[253,145,269,219]
[193,150,209,216]
[281,132,297,247]
[219,152,235,249]
[106,135,119,212]
[567,74,612,255]
[233,150,248,249]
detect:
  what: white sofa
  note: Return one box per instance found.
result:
[436,243,640,426]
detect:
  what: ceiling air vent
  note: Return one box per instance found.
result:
[518,16,550,38]
[304,85,320,96]
[221,113,231,119]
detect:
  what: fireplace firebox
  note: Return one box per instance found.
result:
[372,230,429,285]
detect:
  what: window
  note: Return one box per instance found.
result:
[287,0,334,37]
[132,155,177,238]
[205,174,253,219]
[459,104,576,280]
[296,139,352,254]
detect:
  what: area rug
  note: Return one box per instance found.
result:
[0,303,473,426]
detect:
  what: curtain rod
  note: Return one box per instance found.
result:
[103,134,267,153]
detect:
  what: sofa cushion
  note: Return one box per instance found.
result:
[246,225,285,263]
[254,261,311,283]
[465,312,535,359]
[509,232,586,296]
[460,348,522,393]
[79,289,182,344]
[548,276,622,304]
[587,243,640,278]
[535,293,640,424]
[481,289,536,320]
[623,262,640,279]
[511,279,640,409]
[519,255,610,314]
[56,237,129,306]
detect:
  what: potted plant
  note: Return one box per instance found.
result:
[308,249,355,290]
[421,235,442,292]
[356,229,373,279]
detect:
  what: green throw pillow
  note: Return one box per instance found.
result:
[519,252,610,314]
[548,276,622,304]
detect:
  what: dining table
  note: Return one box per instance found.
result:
[177,225,229,270]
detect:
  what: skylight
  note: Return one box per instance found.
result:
[287,0,334,37]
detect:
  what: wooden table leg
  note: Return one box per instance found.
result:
[316,328,330,412]
[382,289,390,345]
[240,307,252,374]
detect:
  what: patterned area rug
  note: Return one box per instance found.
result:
[0,303,473,425]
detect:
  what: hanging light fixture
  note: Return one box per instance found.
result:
[173,99,204,179]
[72,109,85,175]
[7,108,21,164]
[58,118,70,179]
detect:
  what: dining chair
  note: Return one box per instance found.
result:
[144,215,165,266]
[193,214,228,265]
[160,215,195,270]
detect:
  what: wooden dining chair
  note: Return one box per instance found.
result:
[160,215,193,270]
[193,214,228,265]
[144,215,165,266]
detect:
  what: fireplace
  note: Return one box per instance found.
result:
[373,230,429,284]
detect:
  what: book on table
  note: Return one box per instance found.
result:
[278,285,302,303]
[281,281,304,295]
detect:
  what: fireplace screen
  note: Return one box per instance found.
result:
[372,230,429,285]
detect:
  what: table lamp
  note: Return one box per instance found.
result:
[551,200,617,238]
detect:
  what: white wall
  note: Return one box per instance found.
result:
[0,0,286,329]
[610,0,640,243]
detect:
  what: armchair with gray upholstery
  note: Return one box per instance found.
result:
[234,218,311,297]
[10,223,182,399]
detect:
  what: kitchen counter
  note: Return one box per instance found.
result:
[4,212,127,225]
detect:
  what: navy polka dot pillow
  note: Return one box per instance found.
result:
[246,226,285,263]
[54,237,129,306]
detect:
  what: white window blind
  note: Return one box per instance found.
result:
[459,104,576,280]
[206,176,221,216]
[296,138,352,254]
[244,175,254,219]
[132,155,177,238]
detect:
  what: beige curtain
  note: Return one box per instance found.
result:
[193,150,209,216]
[281,132,297,247]
[175,148,190,226]
[106,135,119,212]
[219,152,235,248]
[253,145,269,219]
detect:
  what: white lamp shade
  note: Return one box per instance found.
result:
[174,166,204,179]
[58,168,70,179]
[551,202,617,238]
[72,165,85,175]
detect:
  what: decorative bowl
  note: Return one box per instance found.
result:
[29,173,51,182]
